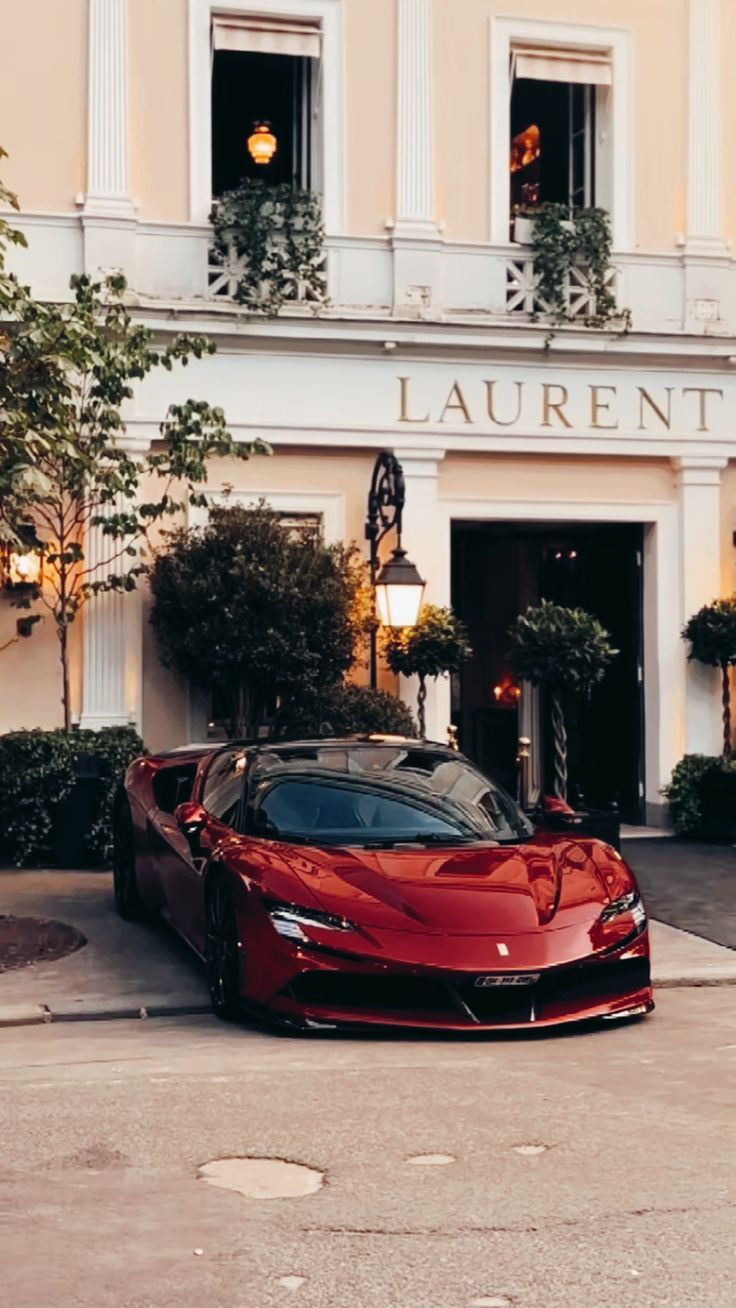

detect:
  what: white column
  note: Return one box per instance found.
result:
[81,0,137,278]
[686,0,724,252]
[391,448,450,742]
[673,456,728,754]
[394,0,438,237]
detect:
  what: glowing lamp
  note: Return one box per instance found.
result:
[374,548,425,629]
[247,121,278,166]
[2,529,43,591]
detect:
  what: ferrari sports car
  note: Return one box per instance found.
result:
[113,736,653,1031]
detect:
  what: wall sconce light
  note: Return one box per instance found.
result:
[247,121,278,166]
[1,527,44,592]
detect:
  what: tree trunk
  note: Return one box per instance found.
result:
[59,620,71,733]
[417,676,427,739]
[723,663,732,758]
[550,689,568,801]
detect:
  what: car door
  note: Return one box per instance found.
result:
[158,746,248,952]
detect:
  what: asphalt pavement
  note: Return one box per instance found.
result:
[622,838,736,950]
[1,990,735,1308]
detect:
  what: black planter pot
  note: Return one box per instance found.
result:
[699,769,736,844]
[532,806,621,851]
[50,752,103,868]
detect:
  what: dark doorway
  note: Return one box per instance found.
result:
[451,521,645,823]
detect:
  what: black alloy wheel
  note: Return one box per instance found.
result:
[112,793,145,921]
[205,874,242,1021]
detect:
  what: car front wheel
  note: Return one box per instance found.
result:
[205,873,242,1021]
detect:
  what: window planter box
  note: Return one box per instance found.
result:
[512,213,575,244]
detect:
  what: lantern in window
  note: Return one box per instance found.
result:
[247,121,278,166]
[1,528,43,591]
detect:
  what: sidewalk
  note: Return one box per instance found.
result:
[1,862,735,1028]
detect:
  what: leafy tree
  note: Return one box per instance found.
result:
[383,604,471,738]
[149,504,370,737]
[507,600,617,801]
[1,266,267,729]
[682,597,736,757]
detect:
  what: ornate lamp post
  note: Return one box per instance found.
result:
[365,452,425,690]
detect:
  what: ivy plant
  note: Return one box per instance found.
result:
[507,600,617,802]
[210,179,328,315]
[682,597,736,757]
[383,605,472,739]
[525,203,626,326]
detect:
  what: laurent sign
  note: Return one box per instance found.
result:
[397,376,725,433]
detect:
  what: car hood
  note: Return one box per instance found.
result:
[276,835,622,936]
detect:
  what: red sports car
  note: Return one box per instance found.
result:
[113,736,653,1031]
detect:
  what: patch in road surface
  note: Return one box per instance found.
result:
[407,1153,456,1166]
[470,1298,513,1307]
[198,1157,324,1200]
[512,1143,549,1156]
[0,915,86,972]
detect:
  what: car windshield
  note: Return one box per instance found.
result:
[247,743,533,846]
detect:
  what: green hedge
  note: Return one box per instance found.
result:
[277,683,417,740]
[663,754,735,837]
[0,727,144,867]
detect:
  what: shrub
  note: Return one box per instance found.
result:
[277,683,417,739]
[663,754,723,837]
[383,605,471,738]
[682,597,736,757]
[0,726,143,866]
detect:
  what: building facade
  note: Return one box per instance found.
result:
[1,0,735,823]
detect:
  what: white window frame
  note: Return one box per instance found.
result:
[188,488,346,543]
[188,0,345,231]
[490,17,633,249]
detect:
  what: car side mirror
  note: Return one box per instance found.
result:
[175,800,207,840]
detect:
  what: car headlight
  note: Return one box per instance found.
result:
[266,901,356,942]
[599,891,646,930]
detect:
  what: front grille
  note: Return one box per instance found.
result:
[455,981,535,1024]
[288,971,452,1013]
[539,957,651,1009]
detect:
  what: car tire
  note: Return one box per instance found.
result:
[205,872,242,1022]
[112,792,146,921]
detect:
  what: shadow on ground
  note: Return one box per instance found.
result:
[624,838,736,950]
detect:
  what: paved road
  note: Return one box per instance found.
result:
[2,990,735,1308]
[623,839,736,950]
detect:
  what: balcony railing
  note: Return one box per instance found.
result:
[207,236,328,308]
[505,253,619,320]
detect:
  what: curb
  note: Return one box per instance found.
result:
[0,1001,211,1029]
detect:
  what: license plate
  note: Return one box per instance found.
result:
[474,973,540,988]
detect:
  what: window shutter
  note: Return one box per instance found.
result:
[513,47,612,86]
[212,16,322,59]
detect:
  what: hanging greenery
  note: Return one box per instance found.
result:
[525,204,626,326]
[210,180,328,315]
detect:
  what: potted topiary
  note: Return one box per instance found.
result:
[382,605,471,739]
[682,596,736,759]
[507,600,619,843]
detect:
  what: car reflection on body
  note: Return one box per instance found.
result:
[113,736,653,1031]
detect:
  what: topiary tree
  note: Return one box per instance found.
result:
[277,683,417,740]
[383,604,472,738]
[149,504,370,737]
[682,597,736,757]
[507,600,617,802]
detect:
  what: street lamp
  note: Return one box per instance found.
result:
[365,452,425,689]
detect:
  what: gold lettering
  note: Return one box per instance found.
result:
[541,384,572,429]
[398,376,430,424]
[682,386,723,433]
[589,385,618,430]
[439,381,473,424]
[486,380,523,427]
[638,387,673,430]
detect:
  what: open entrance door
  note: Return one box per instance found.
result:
[451,521,645,824]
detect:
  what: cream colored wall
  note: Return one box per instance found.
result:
[439,454,677,503]
[0,595,82,734]
[344,0,395,235]
[129,0,189,223]
[722,0,736,248]
[433,0,688,249]
[0,0,87,212]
